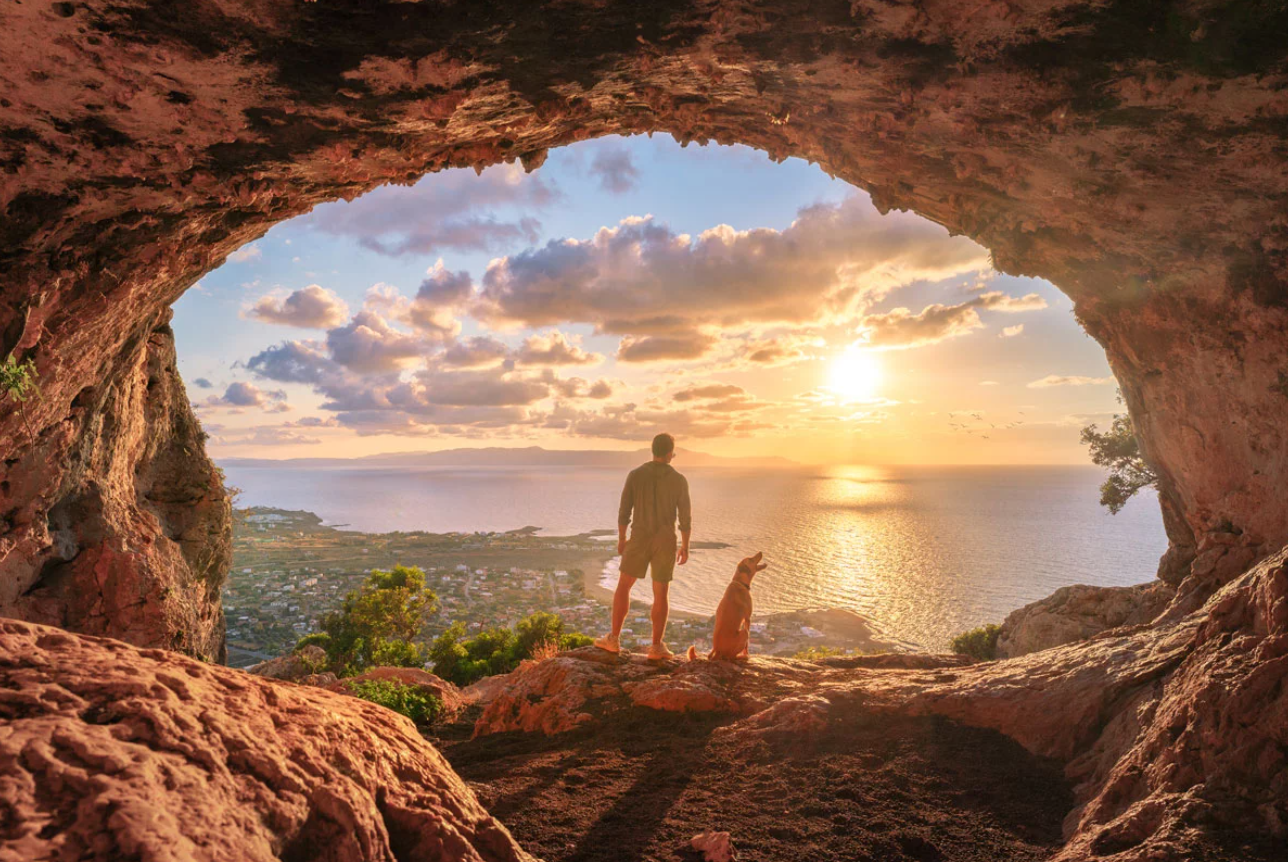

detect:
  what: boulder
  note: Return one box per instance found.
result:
[0,619,533,862]
[246,644,328,681]
[996,580,1175,658]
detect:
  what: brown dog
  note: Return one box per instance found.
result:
[687,552,768,661]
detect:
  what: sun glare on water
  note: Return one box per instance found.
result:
[828,347,883,403]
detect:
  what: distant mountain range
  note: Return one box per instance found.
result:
[220,446,798,470]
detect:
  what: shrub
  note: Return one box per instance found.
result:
[344,678,442,726]
[951,624,1001,660]
[430,612,590,687]
[0,353,41,445]
[294,632,331,653]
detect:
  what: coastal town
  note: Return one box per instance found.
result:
[224,508,911,667]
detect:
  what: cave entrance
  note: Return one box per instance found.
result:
[173,134,1165,659]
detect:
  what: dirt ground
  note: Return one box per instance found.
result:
[437,705,1074,862]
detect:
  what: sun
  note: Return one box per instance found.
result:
[828,347,883,403]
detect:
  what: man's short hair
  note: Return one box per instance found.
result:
[652,433,675,458]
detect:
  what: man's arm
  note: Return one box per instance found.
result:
[617,473,633,555]
[677,476,691,565]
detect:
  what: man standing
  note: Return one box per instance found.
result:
[594,433,691,659]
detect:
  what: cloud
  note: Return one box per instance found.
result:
[193,377,214,389]
[301,162,557,257]
[588,143,640,194]
[245,284,350,329]
[999,324,1025,338]
[542,402,771,440]
[441,335,510,367]
[412,367,550,407]
[1027,375,1116,388]
[227,244,261,264]
[856,291,1048,350]
[475,195,991,346]
[325,310,425,373]
[617,333,718,363]
[210,425,322,446]
[203,382,291,413]
[514,331,601,366]
[673,384,745,402]
[246,339,338,385]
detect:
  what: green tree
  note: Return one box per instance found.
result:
[321,564,439,675]
[1080,409,1157,514]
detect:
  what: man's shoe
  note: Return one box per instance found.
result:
[647,642,675,661]
[593,633,620,654]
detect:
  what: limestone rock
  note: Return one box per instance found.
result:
[690,831,737,862]
[247,644,328,681]
[996,580,1176,658]
[0,618,533,862]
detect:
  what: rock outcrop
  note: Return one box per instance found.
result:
[996,580,1176,658]
[468,550,1287,859]
[0,618,532,862]
[470,647,972,737]
[246,644,329,681]
[0,320,229,661]
[2,2,1288,650]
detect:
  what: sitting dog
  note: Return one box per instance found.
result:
[687,552,768,660]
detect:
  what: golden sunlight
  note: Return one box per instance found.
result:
[828,347,883,403]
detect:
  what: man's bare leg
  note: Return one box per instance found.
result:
[611,572,636,637]
[649,579,672,657]
[595,572,637,653]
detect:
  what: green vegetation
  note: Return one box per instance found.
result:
[1081,406,1157,515]
[430,611,592,687]
[344,678,442,726]
[310,565,440,676]
[951,624,1001,661]
[0,353,40,445]
[793,645,847,659]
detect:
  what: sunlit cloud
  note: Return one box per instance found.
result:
[301,163,558,257]
[245,284,350,329]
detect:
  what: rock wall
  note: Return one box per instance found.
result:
[0,618,533,862]
[0,318,230,661]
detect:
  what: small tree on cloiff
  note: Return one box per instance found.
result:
[319,564,440,676]
[1080,402,1157,515]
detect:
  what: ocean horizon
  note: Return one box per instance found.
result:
[221,461,1167,649]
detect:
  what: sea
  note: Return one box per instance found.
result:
[222,463,1167,650]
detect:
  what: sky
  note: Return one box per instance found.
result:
[173,134,1123,465]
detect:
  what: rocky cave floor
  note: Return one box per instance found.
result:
[435,697,1072,862]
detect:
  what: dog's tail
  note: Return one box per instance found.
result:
[686,645,698,661]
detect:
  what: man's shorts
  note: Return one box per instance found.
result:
[620,531,678,583]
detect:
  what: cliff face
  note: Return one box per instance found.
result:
[0,320,229,661]
[1,2,1287,646]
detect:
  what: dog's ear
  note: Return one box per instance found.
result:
[753,551,768,572]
